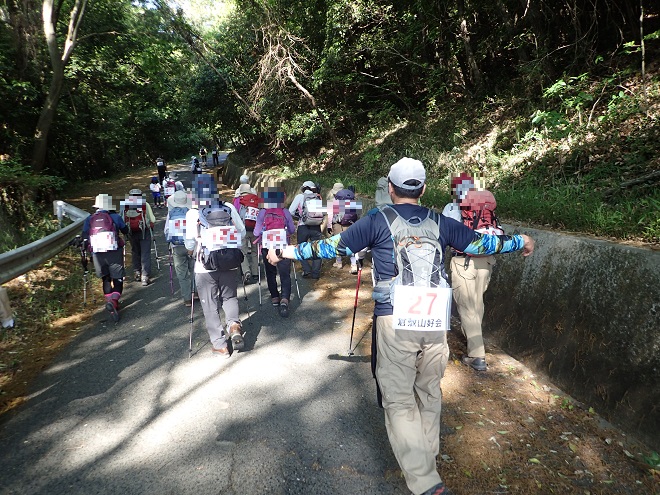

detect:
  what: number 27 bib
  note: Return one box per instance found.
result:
[392,285,452,331]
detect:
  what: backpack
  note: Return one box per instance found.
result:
[238,193,260,229]
[372,206,449,306]
[333,188,359,226]
[88,211,119,253]
[166,206,189,245]
[197,203,244,271]
[263,208,287,232]
[300,191,324,226]
[123,200,147,234]
[164,179,176,198]
[460,189,504,236]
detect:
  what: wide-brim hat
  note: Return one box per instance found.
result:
[237,183,252,195]
[168,190,192,209]
[329,182,344,197]
[93,194,115,210]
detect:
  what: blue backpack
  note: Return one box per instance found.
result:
[166,206,189,245]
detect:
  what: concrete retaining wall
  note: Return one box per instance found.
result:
[221,153,660,448]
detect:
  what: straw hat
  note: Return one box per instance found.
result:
[93,194,115,210]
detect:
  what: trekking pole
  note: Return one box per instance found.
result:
[189,274,195,358]
[348,264,363,356]
[291,260,301,300]
[149,226,161,270]
[239,267,251,322]
[257,248,262,306]
[168,243,174,295]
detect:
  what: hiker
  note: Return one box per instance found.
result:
[82,194,130,322]
[442,171,474,221]
[374,176,390,208]
[156,157,167,183]
[447,183,504,372]
[211,147,219,167]
[164,190,194,306]
[233,175,257,198]
[185,174,246,358]
[120,189,155,286]
[233,183,260,284]
[149,177,164,208]
[288,180,325,279]
[267,158,535,495]
[253,184,296,317]
[327,183,364,273]
[0,286,14,329]
[199,146,207,166]
[191,156,202,174]
[162,172,183,204]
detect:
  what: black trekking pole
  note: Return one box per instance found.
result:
[168,243,174,295]
[257,248,262,306]
[291,260,301,301]
[348,263,363,356]
[239,267,251,323]
[149,226,161,271]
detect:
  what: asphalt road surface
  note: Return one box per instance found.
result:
[0,167,410,495]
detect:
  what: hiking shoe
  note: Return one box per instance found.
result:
[212,346,230,359]
[134,270,141,282]
[462,356,487,371]
[141,275,149,286]
[350,264,358,274]
[183,300,192,307]
[105,301,120,322]
[252,274,259,282]
[271,297,280,307]
[243,273,251,285]
[421,481,454,495]
[229,323,245,351]
[302,272,311,278]
[332,261,342,269]
[278,300,289,318]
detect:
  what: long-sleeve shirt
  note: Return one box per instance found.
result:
[81,210,129,249]
[290,203,526,316]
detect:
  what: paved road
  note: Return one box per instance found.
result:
[0,168,409,495]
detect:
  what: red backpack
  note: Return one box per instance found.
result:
[124,206,146,233]
[238,193,260,229]
[263,208,287,232]
[460,189,504,236]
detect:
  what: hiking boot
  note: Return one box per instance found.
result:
[229,323,245,351]
[134,270,141,282]
[271,297,280,307]
[243,272,251,285]
[278,299,289,318]
[105,295,120,322]
[212,346,230,359]
[302,272,311,278]
[421,481,454,495]
[350,264,358,274]
[183,300,192,307]
[141,275,149,286]
[462,356,487,371]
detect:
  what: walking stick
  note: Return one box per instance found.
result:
[257,248,262,306]
[291,260,301,301]
[348,264,363,356]
[189,274,195,358]
[149,226,161,270]
[239,267,251,322]
[168,243,174,295]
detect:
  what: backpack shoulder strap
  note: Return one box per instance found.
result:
[379,205,400,229]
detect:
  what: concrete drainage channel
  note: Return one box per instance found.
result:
[220,152,660,449]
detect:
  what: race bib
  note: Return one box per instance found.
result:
[392,285,452,331]
[245,206,259,221]
[167,218,186,237]
[262,229,288,249]
[164,187,175,196]
[157,161,164,167]
[201,226,241,250]
[90,232,118,253]
[327,200,363,217]
[305,199,325,213]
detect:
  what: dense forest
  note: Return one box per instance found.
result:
[1,0,658,249]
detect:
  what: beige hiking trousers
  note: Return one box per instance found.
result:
[450,255,495,358]
[375,315,449,494]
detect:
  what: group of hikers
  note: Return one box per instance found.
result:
[79,157,535,495]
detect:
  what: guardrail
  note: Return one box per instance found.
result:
[0,201,90,285]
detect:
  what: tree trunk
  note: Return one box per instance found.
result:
[456,0,484,94]
[31,0,88,173]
